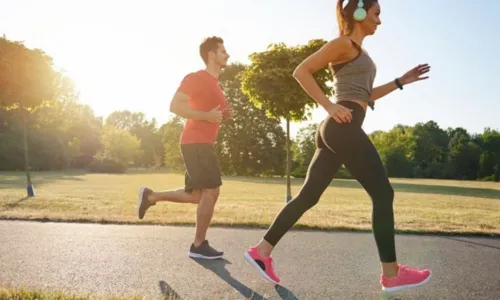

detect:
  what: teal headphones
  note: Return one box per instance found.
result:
[353,0,367,21]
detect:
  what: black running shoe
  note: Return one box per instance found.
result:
[137,186,154,219]
[188,240,224,259]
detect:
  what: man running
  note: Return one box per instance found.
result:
[136,36,232,260]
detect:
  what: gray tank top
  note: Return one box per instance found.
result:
[329,40,377,110]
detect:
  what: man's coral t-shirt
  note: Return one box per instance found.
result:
[176,70,228,145]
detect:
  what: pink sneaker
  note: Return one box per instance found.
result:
[244,246,280,284]
[380,264,432,293]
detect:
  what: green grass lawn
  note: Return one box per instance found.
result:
[0,170,499,236]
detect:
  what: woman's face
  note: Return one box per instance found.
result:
[360,2,382,35]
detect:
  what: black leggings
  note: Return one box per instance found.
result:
[263,101,396,263]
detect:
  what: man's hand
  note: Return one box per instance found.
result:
[170,92,223,123]
[223,103,234,119]
[205,105,223,123]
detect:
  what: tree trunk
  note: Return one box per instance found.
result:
[22,108,34,197]
[286,117,291,202]
[495,163,499,182]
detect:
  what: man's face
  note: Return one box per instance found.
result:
[212,43,230,67]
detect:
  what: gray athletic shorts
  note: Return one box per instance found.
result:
[180,143,222,192]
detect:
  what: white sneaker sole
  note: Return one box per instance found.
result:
[137,186,145,219]
[382,271,432,293]
[188,252,223,259]
[244,251,280,285]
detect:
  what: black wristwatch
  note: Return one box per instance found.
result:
[395,78,403,90]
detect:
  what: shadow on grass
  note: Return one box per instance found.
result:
[227,176,500,200]
[1,196,30,210]
[1,170,498,200]
[0,171,85,189]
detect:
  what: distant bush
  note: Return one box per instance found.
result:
[334,167,354,179]
[87,158,127,174]
[478,175,496,182]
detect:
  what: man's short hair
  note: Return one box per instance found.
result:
[199,36,224,64]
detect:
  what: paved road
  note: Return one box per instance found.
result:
[0,220,499,300]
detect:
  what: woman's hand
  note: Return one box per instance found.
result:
[325,103,353,124]
[399,64,431,85]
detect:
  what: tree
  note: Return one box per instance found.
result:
[370,125,415,178]
[477,128,500,181]
[291,124,318,177]
[0,36,59,196]
[67,105,103,168]
[410,121,449,177]
[106,110,148,131]
[26,76,102,170]
[105,111,162,167]
[162,116,184,171]
[240,39,332,201]
[0,108,24,170]
[0,87,102,172]
[447,128,482,180]
[216,63,286,177]
[95,125,143,167]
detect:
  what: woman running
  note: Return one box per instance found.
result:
[244,0,432,293]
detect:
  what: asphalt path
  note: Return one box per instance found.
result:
[1,220,499,299]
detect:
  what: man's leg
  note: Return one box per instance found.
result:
[149,187,201,204]
[137,170,203,219]
[137,146,204,219]
[185,143,224,259]
[147,169,202,204]
[188,186,223,259]
[194,187,219,246]
[136,187,201,219]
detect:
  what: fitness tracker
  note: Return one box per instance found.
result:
[395,78,403,90]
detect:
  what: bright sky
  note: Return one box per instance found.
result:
[2,0,499,137]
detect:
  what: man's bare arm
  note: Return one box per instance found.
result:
[170,92,207,120]
[169,92,222,123]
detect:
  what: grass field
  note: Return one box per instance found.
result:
[0,170,499,236]
[0,287,178,300]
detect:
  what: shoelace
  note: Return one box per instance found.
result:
[399,265,423,277]
[403,264,421,271]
